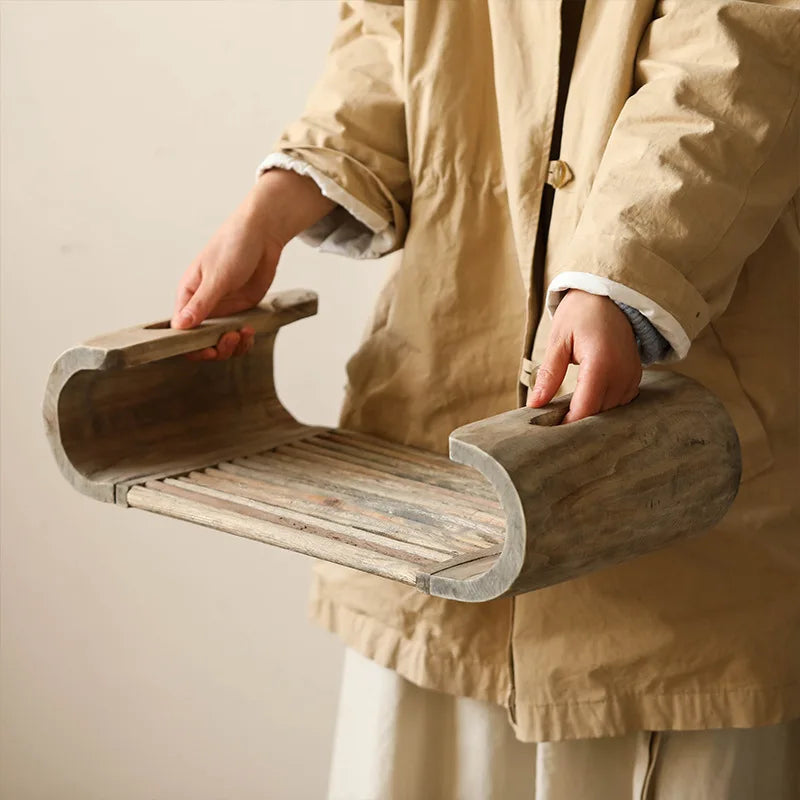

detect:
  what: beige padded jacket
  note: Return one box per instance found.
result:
[261,0,800,742]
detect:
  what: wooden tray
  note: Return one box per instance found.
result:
[43,289,741,602]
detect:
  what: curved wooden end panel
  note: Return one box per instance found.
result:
[429,372,742,603]
[42,289,319,505]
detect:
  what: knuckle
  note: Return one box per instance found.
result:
[187,293,205,312]
[589,350,617,374]
[575,371,604,398]
[536,365,558,383]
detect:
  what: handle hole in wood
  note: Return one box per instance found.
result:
[528,405,569,427]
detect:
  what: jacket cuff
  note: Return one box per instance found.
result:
[546,271,692,361]
[257,152,398,259]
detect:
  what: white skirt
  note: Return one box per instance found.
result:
[326,648,799,800]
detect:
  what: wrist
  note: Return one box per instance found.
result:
[245,168,336,248]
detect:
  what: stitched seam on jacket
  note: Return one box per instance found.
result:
[515,680,800,710]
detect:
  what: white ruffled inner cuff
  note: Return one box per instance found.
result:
[257,152,397,259]
[546,271,691,361]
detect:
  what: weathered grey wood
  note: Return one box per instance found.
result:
[215,461,495,550]
[277,440,503,514]
[44,290,742,603]
[419,371,741,601]
[252,448,505,539]
[310,434,500,499]
[82,288,318,367]
[183,468,464,556]
[126,484,423,585]
[160,477,450,564]
[43,290,319,504]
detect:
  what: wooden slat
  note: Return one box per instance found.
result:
[176,471,466,560]
[291,436,501,506]
[310,433,500,502]
[191,468,466,556]
[160,478,448,568]
[281,440,502,514]
[240,451,505,542]
[225,459,501,549]
[159,479,448,566]
[216,461,495,549]
[331,429,470,475]
[113,423,322,502]
[268,445,504,529]
[120,418,509,591]
[126,484,421,585]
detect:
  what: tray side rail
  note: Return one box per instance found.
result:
[430,372,742,602]
[43,289,319,504]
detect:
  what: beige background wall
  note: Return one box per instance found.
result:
[0,2,392,797]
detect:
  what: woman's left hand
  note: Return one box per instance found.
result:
[527,289,642,424]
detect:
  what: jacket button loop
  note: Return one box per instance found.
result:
[546,159,574,189]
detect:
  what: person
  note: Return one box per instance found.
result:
[170,1,800,797]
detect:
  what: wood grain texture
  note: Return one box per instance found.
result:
[125,484,424,586]
[423,371,742,601]
[126,433,498,581]
[43,290,319,503]
[44,292,742,603]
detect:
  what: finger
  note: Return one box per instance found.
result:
[605,377,641,410]
[562,364,606,424]
[214,331,240,361]
[185,347,217,362]
[173,264,201,322]
[233,326,255,357]
[619,383,641,407]
[601,385,627,412]
[615,383,640,408]
[172,274,223,330]
[528,335,572,408]
[174,286,195,323]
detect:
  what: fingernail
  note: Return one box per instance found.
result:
[179,309,194,325]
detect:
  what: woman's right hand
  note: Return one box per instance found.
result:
[171,168,336,360]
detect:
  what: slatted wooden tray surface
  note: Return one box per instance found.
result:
[126,429,504,585]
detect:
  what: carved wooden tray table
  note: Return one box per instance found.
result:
[44,289,741,602]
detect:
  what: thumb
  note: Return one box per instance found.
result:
[171,278,223,329]
[528,335,571,408]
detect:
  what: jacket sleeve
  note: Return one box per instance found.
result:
[548,0,800,359]
[258,0,410,260]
